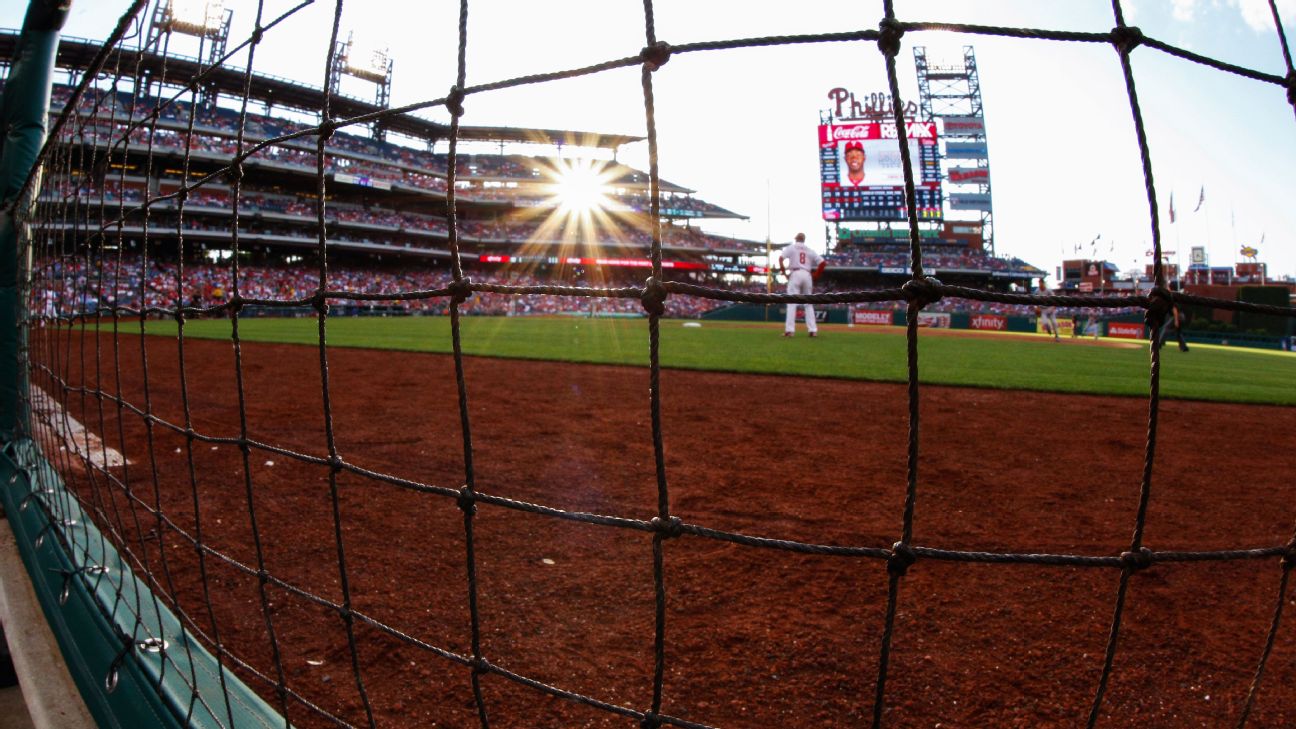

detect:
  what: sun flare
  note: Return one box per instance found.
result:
[552,159,613,215]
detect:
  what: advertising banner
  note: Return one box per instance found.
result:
[948,167,990,184]
[853,309,894,325]
[334,172,392,191]
[1107,322,1146,339]
[970,314,1007,331]
[941,115,985,137]
[917,311,951,328]
[944,141,988,159]
[1038,317,1076,336]
[949,193,993,211]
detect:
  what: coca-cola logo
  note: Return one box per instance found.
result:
[833,125,872,140]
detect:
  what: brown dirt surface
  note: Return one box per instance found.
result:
[29,328,1296,728]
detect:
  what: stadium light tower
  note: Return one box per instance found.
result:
[330,32,395,141]
[915,46,995,255]
[146,0,233,109]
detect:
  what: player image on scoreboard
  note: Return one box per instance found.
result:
[836,138,915,188]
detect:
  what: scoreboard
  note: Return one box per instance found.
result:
[819,121,942,222]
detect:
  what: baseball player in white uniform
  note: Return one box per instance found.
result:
[1037,283,1060,341]
[779,233,826,337]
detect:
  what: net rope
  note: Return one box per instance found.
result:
[5,0,1296,727]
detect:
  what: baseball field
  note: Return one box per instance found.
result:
[34,315,1296,727]
[134,314,1296,404]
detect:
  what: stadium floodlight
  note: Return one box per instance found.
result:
[342,33,393,85]
[164,0,228,38]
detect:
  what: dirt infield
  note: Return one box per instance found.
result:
[31,328,1296,728]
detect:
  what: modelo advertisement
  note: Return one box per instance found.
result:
[853,309,894,325]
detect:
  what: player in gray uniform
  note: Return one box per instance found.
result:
[779,233,827,337]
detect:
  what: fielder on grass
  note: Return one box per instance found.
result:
[1037,282,1060,342]
[779,232,826,338]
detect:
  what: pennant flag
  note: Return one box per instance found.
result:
[1193,185,1205,213]
[1169,192,1176,223]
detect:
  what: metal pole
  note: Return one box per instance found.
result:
[0,0,69,441]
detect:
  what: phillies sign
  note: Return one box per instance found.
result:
[827,87,919,120]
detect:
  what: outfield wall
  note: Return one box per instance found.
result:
[701,304,1292,350]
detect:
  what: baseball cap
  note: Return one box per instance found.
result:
[844,141,864,153]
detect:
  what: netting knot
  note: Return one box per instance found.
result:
[311,292,329,315]
[1110,25,1144,54]
[640,714,662,729]
[317,118,337,142]
[641,277,667,317]
[175,186,189,204]
[1282,538,1296,570]
[457,486,476,515]
[902,276,943,308]
[1145,286,1172,330]
[1120,546,1153,571]
[446,86,466,118]
[328,455,344,474]
[877,18,906,57]
[227,295,244,316]
[249,25,264,45]
[449,277,474,304]
[229,162,243,181]
[1285,71,1296,107]
[650,515,684,539]
[641,41,672,71]
[888,541,917,576]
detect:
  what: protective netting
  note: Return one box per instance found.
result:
[6,1,1296,727]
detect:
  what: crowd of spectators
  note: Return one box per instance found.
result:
[38,254,1141,324]
[47,184,759,254]
[33,257,771,319]
[45,85,734,219]
[826,244,1038,274]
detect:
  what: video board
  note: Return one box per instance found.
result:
[819,121,942,222]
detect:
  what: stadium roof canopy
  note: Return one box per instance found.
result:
[0,30,645,150]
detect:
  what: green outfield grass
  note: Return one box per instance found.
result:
[129,316,1296,405]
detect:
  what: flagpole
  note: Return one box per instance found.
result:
[1201,187,1212,284]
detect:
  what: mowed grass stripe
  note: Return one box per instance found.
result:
[133,317,1296,405]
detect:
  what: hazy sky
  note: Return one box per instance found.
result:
[7,0,1296,280]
